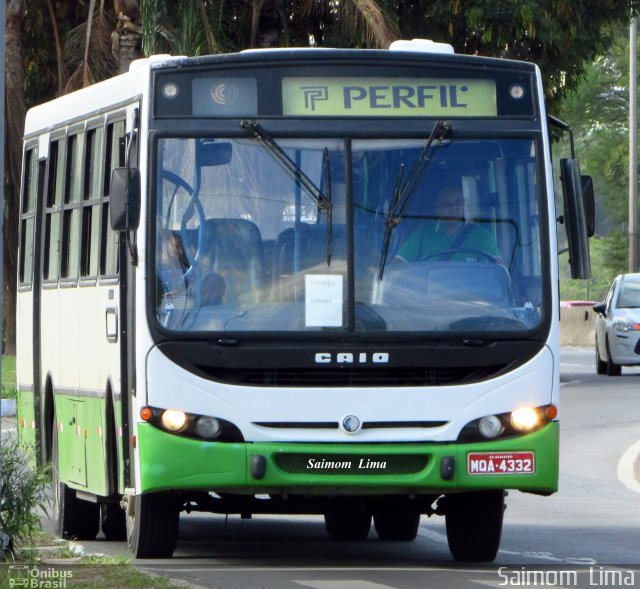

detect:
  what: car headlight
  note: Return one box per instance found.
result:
[613,318,640,332]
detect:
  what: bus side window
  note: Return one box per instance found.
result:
[43,139,65,282]
[81,126,103,278]
[19,147,38,286]
[61,132,83,281]
[100,119,125,277]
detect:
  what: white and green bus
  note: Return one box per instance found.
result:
[17,40,592,560]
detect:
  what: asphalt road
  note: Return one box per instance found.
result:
[33,347,640,588]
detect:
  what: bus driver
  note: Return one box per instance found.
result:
[396,181,502,263]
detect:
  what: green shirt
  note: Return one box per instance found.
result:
[398,219,501,262]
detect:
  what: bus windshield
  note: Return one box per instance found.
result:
[154,135,544,334]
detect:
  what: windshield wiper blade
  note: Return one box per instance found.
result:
[322,147,333,266]
[378,120,451,280]
[242,120,334,267]
[241,120,331,211]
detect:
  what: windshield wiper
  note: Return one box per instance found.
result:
[322,147,333,266]
[240,120,330,208]
[378,120,452,280]
[241,119,333,266]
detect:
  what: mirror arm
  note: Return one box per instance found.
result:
[548,115,575,158]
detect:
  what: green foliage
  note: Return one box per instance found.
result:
[560,26,632,235]
[393,0,631,112]
[559,25,636,282]
[560,235,627,302]
[0,440,50,553]
[1,356,17,400]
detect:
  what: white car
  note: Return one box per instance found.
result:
[594,273,640,375]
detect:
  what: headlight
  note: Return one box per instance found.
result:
[478,415,504,439]
[510,407,540,432]
[161,409,187,432]
[195,416,221,439]
[141,405,244,442]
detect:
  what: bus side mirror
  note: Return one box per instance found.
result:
[110,167,141,232]
[560,158,591,279]
[581,174,595,238]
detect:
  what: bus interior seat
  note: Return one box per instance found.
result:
[272,224,346,300]
[198,218,265,304]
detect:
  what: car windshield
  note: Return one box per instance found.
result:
[154,136,544,334]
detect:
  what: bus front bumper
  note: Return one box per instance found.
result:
[137,422,559,495]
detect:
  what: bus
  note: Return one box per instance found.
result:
[17,39,592,561]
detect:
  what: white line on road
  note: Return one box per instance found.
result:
[617,438,640,493]
[294,581,397,589]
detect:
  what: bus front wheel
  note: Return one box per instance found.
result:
[445,490,505,562]
[126,493,180,558]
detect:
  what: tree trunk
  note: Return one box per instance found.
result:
[112,1,143,73]
[4,0,27,356]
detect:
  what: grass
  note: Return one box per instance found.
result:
[1,355,16,399]
[1,532,181,589]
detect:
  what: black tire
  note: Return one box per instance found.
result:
[51,422,100,540]
[605,339,622,376]
[101,503,127,541]
[126,493,181,558]
[324,501,371,541]
[445,490,505,562]
[595,340,607,375]
[374,500,421,541]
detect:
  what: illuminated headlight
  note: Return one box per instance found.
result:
[510,407,540,432]
[195,416,221,439]
[161,409,187,432]
[478,415,504,439]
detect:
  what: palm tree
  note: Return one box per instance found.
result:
[300,0,400,49]
[64,0,117,91]
[113,0,143,73]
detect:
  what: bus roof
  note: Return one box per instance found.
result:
[25,46,537,137]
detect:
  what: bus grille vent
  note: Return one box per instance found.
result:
[193,365,504,387]
[274,453,429,475]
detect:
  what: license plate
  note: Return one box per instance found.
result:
[467,451,535,475]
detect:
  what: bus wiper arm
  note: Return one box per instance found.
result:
[240,120,331,211]
[378,120,451,280]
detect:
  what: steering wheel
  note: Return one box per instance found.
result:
[420,248,498,263]
[160,170,206,290]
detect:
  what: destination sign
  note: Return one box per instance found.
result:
[282,77,497,117]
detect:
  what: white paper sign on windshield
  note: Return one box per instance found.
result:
[305,275,343,327]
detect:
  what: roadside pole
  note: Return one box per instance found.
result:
[630,16,638,273]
